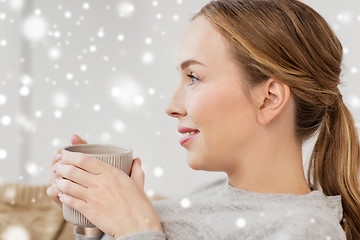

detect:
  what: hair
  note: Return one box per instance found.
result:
[192,0,360,238]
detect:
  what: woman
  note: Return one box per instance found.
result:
[47,0,360,239]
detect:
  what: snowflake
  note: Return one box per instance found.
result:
[337,12,352,24]
[19,86,30,97]
[54,110,62,118]
[8,0,25,11]
[134,95,144,106]
[146,189,155,198]
[89,45,97,52]
[93,104,101,112]
[83,3,90,10]
[148,88,155,95]
[25,162,40,176]
[22,15,48,41]
[180,198,191,209]
[117,34,125,42]
[34,8,41,15]
[1,226,30,240]
[145,37,152,45]
[118,1,135,18]
[142,51,155,65]
[0,149,7,160]
[112,120,127,133]
[52,138,60,147]
[0,39,7,46]
[172,14,180,22]
[153,167,164,177]
[0,13,7,20]
[236,217,246,228]
[347,95,360,109]
[0,94,7,104]
[1,115,12,126]
[100,132,111,142]
[80,64,88,72]
[156,13,162,20]
[64,11,72,19]
[34,110,42,118]
[48,47,61,60]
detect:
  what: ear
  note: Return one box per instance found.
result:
[254,78,291,125]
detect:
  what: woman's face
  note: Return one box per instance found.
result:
[166,16,258,172]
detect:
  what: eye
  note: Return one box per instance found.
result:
[187,74,199,86]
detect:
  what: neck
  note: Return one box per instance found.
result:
[226,137,311,195]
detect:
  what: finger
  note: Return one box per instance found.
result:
[58,192,86,213]
[130,158,145,189]
[56,163,93,187]
[47,184,62,207]
[48,161,63,187]
[71,135,88,145]
[56,178,87,201]
[50,148,62,166]
[61,151,113,175]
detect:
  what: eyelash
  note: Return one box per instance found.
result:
[187,74,199,86]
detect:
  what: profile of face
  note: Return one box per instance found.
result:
[166,16,261,173]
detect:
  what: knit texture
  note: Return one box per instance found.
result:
[75,177,346,240]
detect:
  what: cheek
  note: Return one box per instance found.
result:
[189,85,253,147]
[188,84,248,128]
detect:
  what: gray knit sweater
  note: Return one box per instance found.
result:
[74,177,346,240]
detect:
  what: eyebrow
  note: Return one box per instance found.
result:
[176,59,206,71]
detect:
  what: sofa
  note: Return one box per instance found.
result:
[0,183,165,240]
[0,183,74,240]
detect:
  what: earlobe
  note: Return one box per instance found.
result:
[256,79,290,125]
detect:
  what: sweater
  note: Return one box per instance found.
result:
[74,177,346,240]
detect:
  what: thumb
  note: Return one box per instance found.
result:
[130,158,145,189]
[71,135,88,145]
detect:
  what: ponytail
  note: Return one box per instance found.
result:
[308,96,360,240]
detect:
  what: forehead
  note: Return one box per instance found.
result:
[177,16,229,68]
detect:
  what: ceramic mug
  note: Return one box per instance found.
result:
[61,144,133,228]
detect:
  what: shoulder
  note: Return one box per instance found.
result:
[273,208,346,240]
[225,208,346,240]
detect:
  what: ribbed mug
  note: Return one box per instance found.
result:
[61,144,133,228]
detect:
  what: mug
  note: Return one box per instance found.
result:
[61,144,133,228]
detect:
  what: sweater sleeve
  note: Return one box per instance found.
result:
[115,231,167,240]
[74,226,166,240]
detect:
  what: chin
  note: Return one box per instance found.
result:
[186,155,214,171]
[187,155,204,170]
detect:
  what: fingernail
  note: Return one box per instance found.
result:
[58,192,63,198]
[52,162,60,173]
[137,158,142,166]
[56,154,63,160]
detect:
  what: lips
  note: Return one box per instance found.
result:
[178,126,200,146]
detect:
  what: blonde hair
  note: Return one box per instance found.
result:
[193,0,360,238]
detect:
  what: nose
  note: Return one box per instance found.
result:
[165,85,186,118]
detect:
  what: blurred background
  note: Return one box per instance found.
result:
[0,0,359,199]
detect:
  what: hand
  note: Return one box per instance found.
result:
[47,135,87,207]
[54,150,163,238]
